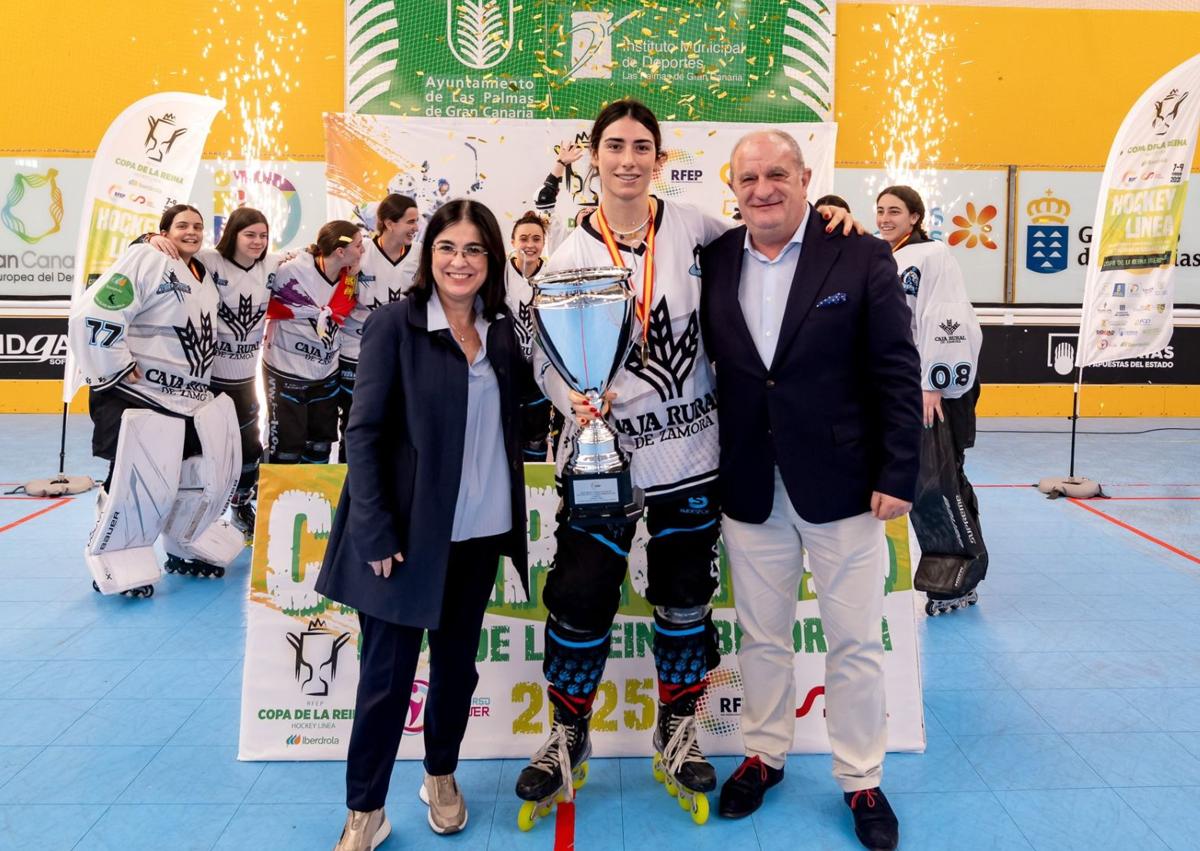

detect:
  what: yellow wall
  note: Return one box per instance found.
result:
[5,3,1199,169]
[4,3,1199,416]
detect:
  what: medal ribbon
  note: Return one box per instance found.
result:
[595,200,656,349]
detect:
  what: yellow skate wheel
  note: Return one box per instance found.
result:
[678,791,690,811]
[691,793,710,825]
[517,800,538,832]
[651,754,666,783]
[573,761,589,790]
[665,779,678,798]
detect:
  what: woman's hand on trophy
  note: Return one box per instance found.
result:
[817,205,866,236]
[568,389,616,426]
[368,551,404,578]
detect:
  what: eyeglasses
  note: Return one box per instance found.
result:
[433,242,488,259]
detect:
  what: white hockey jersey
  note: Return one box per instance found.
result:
[262,252,353,381]
[535,199,731,501]
[505,256,544,363]
[894,236,983,398]
[341,237,419,362]
[68,244,217,416]
[197,247,283,383]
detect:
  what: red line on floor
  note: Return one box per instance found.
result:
[0,497,70,534]
[1099,497,1200,501]
[1067,498,1200,565]
[554,800,576,851]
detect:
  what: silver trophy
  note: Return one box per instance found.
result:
[531,266,644,524]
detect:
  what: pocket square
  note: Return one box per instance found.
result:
[816,292,847,308]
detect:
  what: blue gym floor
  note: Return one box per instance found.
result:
[0,414,1198,851]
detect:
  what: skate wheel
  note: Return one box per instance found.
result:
[691,793,710,825]
[678,791,690,811]
[517,800,538,832]
[572,761,589,790]
[665,779,678,798]
[652,754,666,783]
[212,566,225,579]
[92,581,100,593]
[925,600,938,616]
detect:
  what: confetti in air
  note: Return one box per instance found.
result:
[194,0,308,248]
[856,6,961,213]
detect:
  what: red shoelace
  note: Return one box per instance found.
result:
[732,755,768,783]
[849,788,879,810]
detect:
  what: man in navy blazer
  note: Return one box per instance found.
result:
[700,131,921,851]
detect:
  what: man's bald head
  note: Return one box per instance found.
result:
[730,130,806,174]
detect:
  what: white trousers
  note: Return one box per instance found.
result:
[722,468,888,792]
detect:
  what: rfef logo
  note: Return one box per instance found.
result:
[2,169,64,245]
[695,667,743,736]
[1025,190,1070,274]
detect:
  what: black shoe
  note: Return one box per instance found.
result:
[844,787,899,850]
[718,756,784,818]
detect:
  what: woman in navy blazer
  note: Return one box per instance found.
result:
[317,200,529,850]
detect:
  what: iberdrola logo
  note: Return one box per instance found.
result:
[2,169,64,244]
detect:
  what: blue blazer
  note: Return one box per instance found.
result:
[699,210,922,525]
[315,296,529,629]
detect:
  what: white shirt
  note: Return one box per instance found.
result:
[428,289,513,542]
[738,207,809,367]
[341,237,419,362]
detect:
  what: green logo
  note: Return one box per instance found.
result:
[94,274,134,311]
[2,169,65,244]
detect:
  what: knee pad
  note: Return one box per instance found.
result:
[652,606,719,704]
[85,409,185,594]
[544,617,610,716]
[162,394,243,567]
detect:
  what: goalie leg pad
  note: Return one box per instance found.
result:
[85,410,185,594]
[162,394,242,563]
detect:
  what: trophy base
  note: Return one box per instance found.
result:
[564,470,644,526]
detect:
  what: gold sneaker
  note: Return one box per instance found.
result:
[419,772,468,834]
[332,807,390,851]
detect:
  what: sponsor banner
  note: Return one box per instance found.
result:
[0,316,69,379]
[239,463,925,761]
[1077,54,1200,367]
[835,168,1010,304]
[1016,173,1200,307]
[63,92,224,403]
[977,324,1200,384]
[192,161,330,253]
[0,159,329,303]
[346,1,836,122]
[324,114,836,233]
[0,159,91,300]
